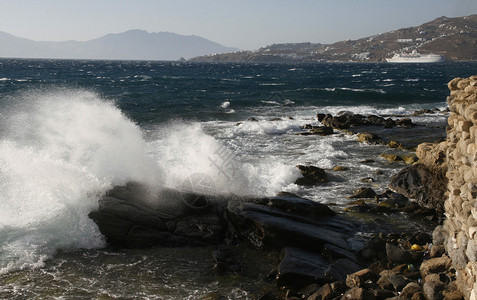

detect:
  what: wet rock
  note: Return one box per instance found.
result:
[388,163,446,215]
[247,117,258,122]
[295,165,329,186]
[333,166,349,171]
[380,153,404,163]
[372,289,396,299]
[276,247,332,287]
[357,132,381,143]
[348,187,377,199]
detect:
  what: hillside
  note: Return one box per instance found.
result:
[0,30,238,61]
[190,15,477,63]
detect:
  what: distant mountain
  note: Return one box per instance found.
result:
[190,14,477,63]
[0,30,238,61]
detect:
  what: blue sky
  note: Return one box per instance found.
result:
[1,0,477,50]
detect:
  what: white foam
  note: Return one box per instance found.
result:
[147,122,300,197]
[0,89,161,274]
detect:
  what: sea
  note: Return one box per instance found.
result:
[0,59,476,299]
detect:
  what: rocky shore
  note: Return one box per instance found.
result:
[85,77,477,299]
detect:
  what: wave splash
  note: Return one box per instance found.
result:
[0,90,160,274]
[0,89,298,274]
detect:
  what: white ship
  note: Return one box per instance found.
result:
[386,50,445,63]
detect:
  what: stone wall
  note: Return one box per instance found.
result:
[443,75,477,300]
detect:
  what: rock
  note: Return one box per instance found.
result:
[326,258,364,283]
[345,269,378,288]
[420,255,452,278]
[402,154,419,164]
[411,292,426,300]
[348,187,377,199]
[247,117,258,122]
[298,284,321,298]
[227,198,352,252]
[386,243,414,266]
[377,270,398,290]
[276,247,332,287]
[380,153,404,163]
[295,165,329,186]
[422,281,445,300]
[396,118,414,127]
[388,163,446,214]
[387,140,404,149]
[333,166,349,171]
[409,232,432,245]
[308,283,333,300]
[388,274,408,292]
[430,245,446,258]
[400,282,423,299]
[372,289,396,299]
[432,225,446,246]
[340,287,375,300]
[442,291,464,300]
[357,132,381,143]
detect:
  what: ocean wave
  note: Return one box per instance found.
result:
[0,89,161,274]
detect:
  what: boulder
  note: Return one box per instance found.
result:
[340,287,375,300]
[357,132,381,143]
[276,247,332,287]
[422,281,445,300]
[388,163,446,214]
[348,187,377,199]
[420,255,452,278]
[295,165,329,186]
[386,243,415,266]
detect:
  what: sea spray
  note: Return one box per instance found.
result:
[148,121,300,196]
[0,89,161,273]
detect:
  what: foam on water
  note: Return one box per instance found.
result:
[147,122,300,197]
[0,89,161,274]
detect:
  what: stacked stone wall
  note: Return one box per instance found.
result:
[444,75,477,300]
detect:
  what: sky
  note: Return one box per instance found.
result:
[1,0,477,50]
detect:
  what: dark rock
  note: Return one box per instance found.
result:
[396,118,414,127]
[227,197,351,252]
[326,258,364,283]
[213,248,241,274]
[388,274,408,292]
[422,281,445,300]
[386,243,415,266]
[340,287,375,300]
[308,283,333,300]
[247,117,258,122]
[409,232,432,245]
[345,269,379,288]
[388,163,446,214]
[276,247,332,287]
[298,283,321,298]
[372,289,396,299]
[295,165,329,186]
[348,187,377,199]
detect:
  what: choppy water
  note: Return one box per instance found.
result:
[0,59,476,299]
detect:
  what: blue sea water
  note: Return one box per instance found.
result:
[0,59,476,299]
